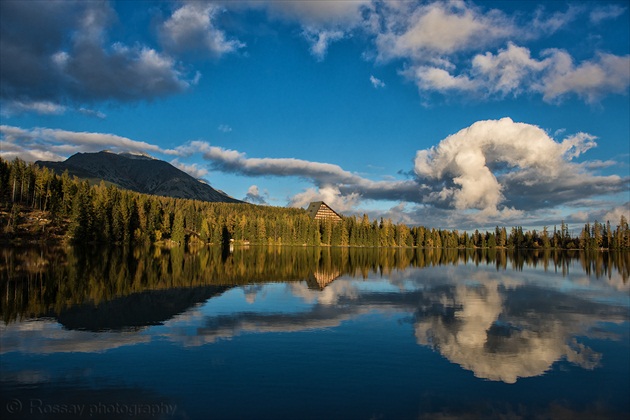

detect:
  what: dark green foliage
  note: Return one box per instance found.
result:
[68,181,94,242]
[1,157,629,250]
[171,210,186,244]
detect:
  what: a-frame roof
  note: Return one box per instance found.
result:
[306,201,342,220]
[306,201,324,219]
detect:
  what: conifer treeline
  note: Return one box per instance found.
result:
[1,157,629,250]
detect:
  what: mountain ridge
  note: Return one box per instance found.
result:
[36,151,243,204]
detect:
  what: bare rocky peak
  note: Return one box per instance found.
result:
[36,151,243,204]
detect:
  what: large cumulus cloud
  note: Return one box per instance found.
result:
[414,117,627,217]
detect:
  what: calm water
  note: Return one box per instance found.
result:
[1,246,629,419]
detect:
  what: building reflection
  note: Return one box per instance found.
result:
[306,268,342,290]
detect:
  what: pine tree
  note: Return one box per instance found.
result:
[69,181,94,242]
[171,209,186,245]
[487,234,496,248]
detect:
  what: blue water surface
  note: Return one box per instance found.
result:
[1,248,629,419]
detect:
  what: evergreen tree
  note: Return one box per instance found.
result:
[541,226,551,249]
[487,234,496,249]
[171,210,186,245]
[69,181,94,243]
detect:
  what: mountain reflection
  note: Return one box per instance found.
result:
[1,245,628,383]
[55,286,229,332]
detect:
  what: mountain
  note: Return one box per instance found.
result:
[36,151,243,203]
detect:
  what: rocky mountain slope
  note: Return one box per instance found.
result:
[36,151,242,203]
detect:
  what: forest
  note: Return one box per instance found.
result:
[1,157,629,250]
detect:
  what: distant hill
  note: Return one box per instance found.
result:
[36,151,243,203]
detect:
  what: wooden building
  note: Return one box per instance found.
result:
[306,201,342,222]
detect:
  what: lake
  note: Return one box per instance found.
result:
[1,245,629,419]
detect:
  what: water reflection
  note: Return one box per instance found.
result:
[3,245,628,323]
[413,279,605,383]
[1,319,151,354]
[1,245,629,386]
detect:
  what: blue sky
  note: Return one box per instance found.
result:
[1,0,629,231]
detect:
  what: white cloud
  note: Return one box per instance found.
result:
[380,202,416,225]
[541,51,630,104]
[174,140,424,205]
[367,2,629,104]
[252,0,370,60]
[170,158,209,179]
[78,108,106,119]
[404,44,630,103]
[0,125,164,162]
[261,0,370,27]
[160,2,244,56]
[602,204,630,225]
[243,185,269,205]
[218,124,232,133]
[369,75,385,89]
[471,42,547,96]
[374,1,515,61]
[582,159,619,170]
[302,28,345,61]
[589,4,626,24]
[0,100,66,117]
[408,65,476,93]
[413,117,625,219]
[530,4,582,35]
[3,0,626,110]
[0,139,65,162]
[288,185,361,213]
[177,140,361,184]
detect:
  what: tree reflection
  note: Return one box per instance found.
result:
[1,245,628,324]
[1,244,628,387]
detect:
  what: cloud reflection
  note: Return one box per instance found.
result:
[2,264,627,384]
[0,319,150,355]
[413,280,603,383]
